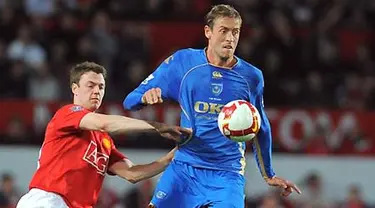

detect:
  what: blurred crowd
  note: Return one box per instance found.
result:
[0,171,372,208]
[0,0,374,109]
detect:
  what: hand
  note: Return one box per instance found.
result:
[158,146,178,167]
[265,176,302,197]
[142,88,163,105]
[154,123,192,143]
[164,146,178,162]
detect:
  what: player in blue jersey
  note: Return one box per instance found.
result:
[123,4,301,208]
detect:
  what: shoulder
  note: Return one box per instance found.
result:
[173,48,206,65]
[236,58,264,86]
[54,104,89,119]
[174,48,203,57]
[57,104,85,114]
[238,58,263,79]
[166,48,207,74]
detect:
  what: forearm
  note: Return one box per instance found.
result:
[127,160,169,183]
[253,99,275,179]
[102,115,161,134]
[253,140,275,179]
[252,121,275,180]
[123,90,145,111]
[114,158,170,184]
[79,113,161,134]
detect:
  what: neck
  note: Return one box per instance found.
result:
[206,47,236,68]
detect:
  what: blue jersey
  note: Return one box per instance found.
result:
[124,48,275,178]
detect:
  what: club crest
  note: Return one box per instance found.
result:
[211,83,223,96]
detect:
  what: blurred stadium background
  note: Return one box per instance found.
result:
[0,0,375,207]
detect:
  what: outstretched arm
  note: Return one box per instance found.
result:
[79,113,191,142]
[109,147,177,184]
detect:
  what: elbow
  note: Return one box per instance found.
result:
[120,166,143,184]
[128,177,140,184]
[123,93,144,111]
[123,96,130,110]
[123,92,138,111]
[125,173,141,184]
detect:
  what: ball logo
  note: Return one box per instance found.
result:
[222,103,237,120]
[251,115,259,133]
[222,123,231,136]
[249,104,260,133]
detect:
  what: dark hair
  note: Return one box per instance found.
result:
[1,173,12,182]
[205,4,242,29]
[69,61,107,87]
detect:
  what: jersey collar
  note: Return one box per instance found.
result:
[203,47,240,70]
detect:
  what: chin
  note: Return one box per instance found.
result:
[220,54,231,61]
[89,103,101,111]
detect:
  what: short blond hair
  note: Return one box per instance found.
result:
[205,4,242,29]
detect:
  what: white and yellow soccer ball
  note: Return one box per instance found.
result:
[217,100,261,142]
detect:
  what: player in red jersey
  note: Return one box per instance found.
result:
[16,62,191,208]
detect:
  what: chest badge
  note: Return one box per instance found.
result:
[102,138,111,150]
[211,83,223,96]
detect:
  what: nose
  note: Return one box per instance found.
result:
[225,31,235,42]
[93,85,100,94]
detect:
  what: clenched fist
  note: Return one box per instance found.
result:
[142,88,163,105]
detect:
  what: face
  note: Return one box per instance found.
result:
[72,71,105,111]
[205,16,241,60]
[2,179,13,192]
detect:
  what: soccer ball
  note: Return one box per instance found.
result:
[218,100,261,142]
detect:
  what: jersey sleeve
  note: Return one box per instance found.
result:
[251,72,276,180]
[107,143,127,176]
[123,50,183,111]
[54,105,91,137]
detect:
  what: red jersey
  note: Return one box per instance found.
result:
[29,104,126,208]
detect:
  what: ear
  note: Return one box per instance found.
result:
[71,83,79,96]
[204,25,212,39]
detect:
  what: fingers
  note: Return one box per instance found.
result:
[142,88,163,105]
[159,126,192,143]
[268,177,301,197]
[155,88,163,103]
[159,127,183,142]
[170,146,179,153]
[164,146,178,161]
[280,182,302,197]
[289,183,302,194]
[281,183,287,189]
[161,133,180,142]
[281,186,293,197]
[177,127,192,137]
